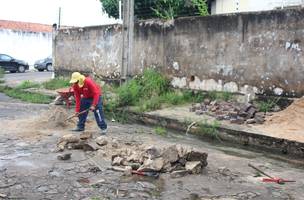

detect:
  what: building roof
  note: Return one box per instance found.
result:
[0,20,52,33]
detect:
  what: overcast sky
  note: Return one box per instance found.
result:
[0,0,118,26]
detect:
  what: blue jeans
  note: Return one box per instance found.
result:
[77,96,107,130]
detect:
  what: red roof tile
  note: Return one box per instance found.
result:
[0,20,52,33]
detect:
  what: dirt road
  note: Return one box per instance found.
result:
[0,94,303,200]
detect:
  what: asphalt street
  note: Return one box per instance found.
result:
[4,71,53,87]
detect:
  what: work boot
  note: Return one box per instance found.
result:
[100,128,107,135]
[72,127,84,132]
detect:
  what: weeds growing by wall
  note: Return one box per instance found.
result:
[103,69,234,113]
[198,119,221,141]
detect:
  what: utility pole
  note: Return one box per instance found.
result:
[121,0,134,83]
[58,7,61,28]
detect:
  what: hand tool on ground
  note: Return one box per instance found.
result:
[248,163,273,179]
[248,163,295,184]
[132,170,160,178]
[108,166,159,178]
[65,109,90,121]
[262,177,296,184]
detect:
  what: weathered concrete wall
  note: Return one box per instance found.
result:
[54,8,304,97]
[54,25,122,78]
[163,9,304,97]
[132,21,166,74]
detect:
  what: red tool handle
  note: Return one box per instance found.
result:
[263,178,295,184]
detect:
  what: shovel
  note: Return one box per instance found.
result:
[65,109,90,122]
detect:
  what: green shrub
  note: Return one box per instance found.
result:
[116,79,141,106]
[256,98,280,113]
[138,69,170,97]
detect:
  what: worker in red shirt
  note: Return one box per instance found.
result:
[69,72,107,134]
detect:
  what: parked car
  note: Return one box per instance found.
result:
[0,54,29,73]
[34,56,53,72]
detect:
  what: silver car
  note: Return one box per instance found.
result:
[34,56,53,72]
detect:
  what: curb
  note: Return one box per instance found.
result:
[124,110,304,159]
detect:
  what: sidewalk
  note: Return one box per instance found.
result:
[126,104,304,158]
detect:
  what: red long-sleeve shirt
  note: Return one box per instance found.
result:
[73,77,101,112]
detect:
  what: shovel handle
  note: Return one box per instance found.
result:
[248,163,273,179]
[65,109,90,121]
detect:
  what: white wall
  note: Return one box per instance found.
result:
[0,29,52,68]
[212,0,304,14]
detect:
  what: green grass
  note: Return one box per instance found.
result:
[0,68,4,79]
[198,120,221,141]
[16,80,41,89]
[42,77,70,90]
[154,126,167,136]
[0,85,52,104]
[0,80,4,84]
[103,68,234,113]
[255,98,280,113]
[207,91,233,101]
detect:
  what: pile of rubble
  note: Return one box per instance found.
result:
[56,134,208,177]
[190,99,268,125]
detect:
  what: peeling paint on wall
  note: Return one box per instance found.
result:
[274,87,284,95]
[171,77,187,88]
[172,62,179,70]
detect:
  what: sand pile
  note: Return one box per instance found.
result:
[255,97,304,141]
[46,106,75,128]
[25,106,75,130]
[265,97,304,126]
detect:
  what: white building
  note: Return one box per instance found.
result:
[0,20,52,67]
[210,0,304,14]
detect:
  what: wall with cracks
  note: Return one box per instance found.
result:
[54,8,304,97]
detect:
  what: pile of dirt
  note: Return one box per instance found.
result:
[30,106,75,130]
[256,97,304,140]
[47,106,71,128]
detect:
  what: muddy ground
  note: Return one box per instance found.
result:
[0,94,304,200]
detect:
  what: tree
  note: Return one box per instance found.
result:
[99,0,209,20]
[100,0,120,19]
[191,0,209,16]
[152,0,184,20]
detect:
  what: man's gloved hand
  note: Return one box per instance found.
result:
[90,105,96,111]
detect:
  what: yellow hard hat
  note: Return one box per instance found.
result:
[69,72,85,87]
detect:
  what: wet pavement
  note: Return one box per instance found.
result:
[0,94,304,200]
